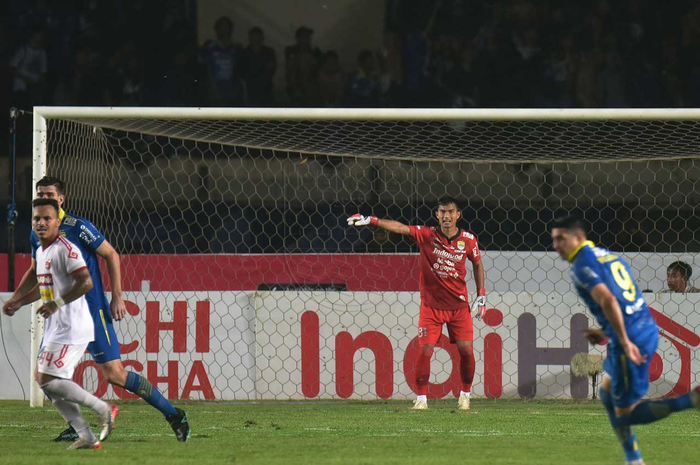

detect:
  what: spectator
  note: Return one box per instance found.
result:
[201,16,244,106]
[285,26,322,106]
[542,35,576,107]
[101,39,143,106]
[160,48,199,106]
[444,42,480,108]
[662,261,700,293]
[243,27,276,106]
[595,33,628,107]
[343,50,382,107]
[377,30,403,106]
[318,51,344,107]
[10,27,48,108]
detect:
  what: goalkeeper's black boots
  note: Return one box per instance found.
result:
[166,408,191,442]
[54,425,79,442]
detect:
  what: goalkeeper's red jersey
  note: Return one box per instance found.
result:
[409,225,481,310]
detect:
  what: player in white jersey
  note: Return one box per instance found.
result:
[3,199,117,450]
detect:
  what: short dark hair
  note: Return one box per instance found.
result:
[667,261,692,279]
[437,196,460,209]
[32,198,60,215]
[36,176,65,195]
[215,16,233,30]
[551,215,587,234]
[249,26,263,36]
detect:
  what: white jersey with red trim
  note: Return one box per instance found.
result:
[35,235,94,345]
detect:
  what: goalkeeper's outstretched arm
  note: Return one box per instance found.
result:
[347,214,410,236]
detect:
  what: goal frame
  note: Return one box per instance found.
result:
[30,106,700,406]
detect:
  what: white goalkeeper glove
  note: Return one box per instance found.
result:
[347,214,379,227]
[473,294,487,320]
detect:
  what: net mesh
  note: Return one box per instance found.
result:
[40,112,700,401]
[57,117,700,163]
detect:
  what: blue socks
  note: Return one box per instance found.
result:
[617,394,693,426]
[600,388,641,463]
[125,372,178,417]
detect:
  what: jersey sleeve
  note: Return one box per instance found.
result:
[30,230,39,259]
[466,233,481,263]
[75,218,106,252]
[409,225,432,245]
[60,240,88,275]
[573,260,605,290]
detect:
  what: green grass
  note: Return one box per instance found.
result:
[0,399,697,464]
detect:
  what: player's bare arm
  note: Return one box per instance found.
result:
[95,240,126,321]
[2,260,39,316]
[590,283,645,365]
[472,259,485,292]
[347,214,410,236]
[37,268,93,318]
[583,327,606,345]
[471,259,487,319]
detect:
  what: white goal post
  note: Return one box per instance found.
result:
[29,107,700,407]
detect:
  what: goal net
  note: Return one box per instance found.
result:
[30,108,700,405]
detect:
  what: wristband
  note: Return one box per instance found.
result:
[54,297,66,307]
[477,288,486,296]
[369,216,379,226]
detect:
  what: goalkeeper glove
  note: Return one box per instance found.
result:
[473,289,486,320]
[347,214,379,227]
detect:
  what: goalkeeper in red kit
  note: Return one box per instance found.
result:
[347,196,486,410]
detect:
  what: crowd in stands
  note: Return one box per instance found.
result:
[9,0,700,110]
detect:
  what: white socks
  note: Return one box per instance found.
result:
[460,391,471,397]
[52,398,95,441]
[42,378,108,415]
[416,395,427,403]
[42,378,108,442]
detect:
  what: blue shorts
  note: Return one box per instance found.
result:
[603,331,659,408]
[87,307,121,365]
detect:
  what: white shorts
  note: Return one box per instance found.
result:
[37,342,88,379]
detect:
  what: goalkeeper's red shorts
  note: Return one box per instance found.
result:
[418,304,473,345]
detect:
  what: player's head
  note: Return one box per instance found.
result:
[35,176,65,208]
[214,16,233,41]
[249,26,264,46]
[666,261,692,292]
[32,198,60,242]
[551,215,587,260]
[436,196,461,230]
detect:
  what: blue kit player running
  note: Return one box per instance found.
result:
[551,215,699,465]
[3,176,190,442]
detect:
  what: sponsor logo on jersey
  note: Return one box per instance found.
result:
[45,258,52,270]
[79,224,99,243]
[457,240,465,250]
[624,297,646,315]
[432,247,464,261]
[62,216,77,226]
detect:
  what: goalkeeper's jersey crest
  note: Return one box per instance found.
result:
[569,241,658,346]
[30,209,110,322]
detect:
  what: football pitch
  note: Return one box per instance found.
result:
[1,399,697,464]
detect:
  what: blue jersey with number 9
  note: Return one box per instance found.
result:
[569,241,658,348]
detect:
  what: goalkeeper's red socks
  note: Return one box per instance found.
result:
[415,346,434,396]
[458,344,475,393]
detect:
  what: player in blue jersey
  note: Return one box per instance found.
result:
[551,215,699,465]
[2,176,190,442]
